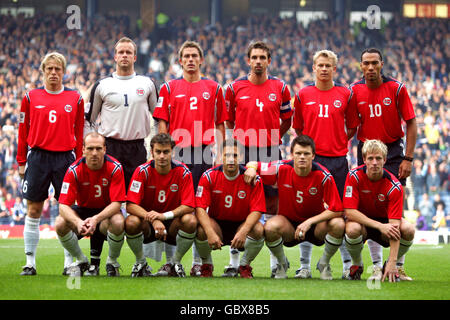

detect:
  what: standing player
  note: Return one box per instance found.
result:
[245,135,345,280]
[194,139,266,278]
[124,133,197,277]
[293,50,358,279]
[55,132,126,276]
[225,41,292,276]
[85,37,158,275]
[343,139,415,282]
[17,52,84,275]
[349,48,417,280]
[153,41,227,276]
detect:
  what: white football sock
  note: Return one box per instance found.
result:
[240,236,264,266]
[397,238,413,262]
[344,235,364,266]
[339,243,352,271]
[64,249,73,268]
[266,238,287,266]
[164,243,176,264]
[194,238,212,264]
[229,247,240,269]
[299,241,313,270]
[126,232,146,264]
[107,231,124,265]
[58,230,87,262]
[174,230,196,264]
[191,242,202,266]
[24,216,40,267]
[319,234,343,264]
[367,239,383,268]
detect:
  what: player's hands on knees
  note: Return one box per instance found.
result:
[295,221,311,241]
[381,260,399,283]
[380,223,401,240]
[152,220,167,241]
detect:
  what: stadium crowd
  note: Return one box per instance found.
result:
[0,12,448,231]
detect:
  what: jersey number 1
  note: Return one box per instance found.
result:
[124,94,129,107]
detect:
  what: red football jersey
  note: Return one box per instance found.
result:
[349,75,416,143]
[258,160,343,222]
[127,160,195,212]
[343,165,403,220]
[58,155,126,208]
[195,165,266,221]
[153,77,228,148]
[225,76,292,147]
[17,87,84,166]
[293,84,359,157]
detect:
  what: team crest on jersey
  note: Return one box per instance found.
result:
[268,93,277,102]
[333,100,342,108]
[102,178,108,187]
[378,194,386,202]
[237,191,246,199]
[170,184,179,192]
[383,98,391,106]
[309,187,318,195]
[64,105,72,112]
[136,88,145,96]
[203,92,211,100]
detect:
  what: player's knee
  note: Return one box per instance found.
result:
[249,222,264,240]
[263,218,281,238]
[54,215,68,235]
[181,213,197,233]
[27,201,43,218]
[401,220,415,241]
[345,221,362,238]
[109,213,125,234]
[329,217,345,236]
[124,215,141,235]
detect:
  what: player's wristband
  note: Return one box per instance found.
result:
[246,165,258,170]
[163,211,174,220]
[403,156,413,162]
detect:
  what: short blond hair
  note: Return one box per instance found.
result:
[362,139,388,160]
[313,50,338,66]
[40,52,67,73]
[114,37,137,55]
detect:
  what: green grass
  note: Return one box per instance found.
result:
[0,239,449,300]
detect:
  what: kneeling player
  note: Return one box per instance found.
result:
[343,139,415,282]
[194,139,266,278]
[125,133,197,277]
[56,132,126,277]
[245,135,345,279]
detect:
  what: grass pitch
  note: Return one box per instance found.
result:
[0,239,449,301]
